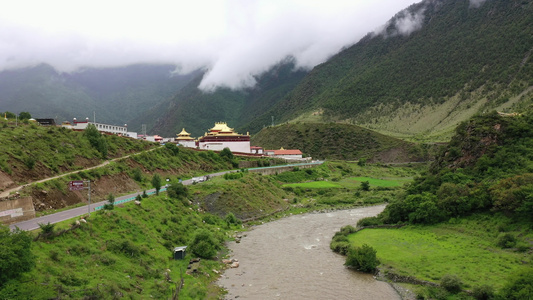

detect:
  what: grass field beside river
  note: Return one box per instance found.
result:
[348,213,533,292]
[281,176,412,189]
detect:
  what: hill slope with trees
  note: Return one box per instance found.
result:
[245,0,533,140]
[251,122,431,162]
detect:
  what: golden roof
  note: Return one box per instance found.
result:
[176,128,194,140]
[207,122,242,136]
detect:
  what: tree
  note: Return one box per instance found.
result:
[84,124,107,158]
[18,112,31,120]
[360,181,370,191]
[151,173,162,195]
[164,142,179,155]
[0,226,35,286]
[103,193,115,210]
[219,147,234,160]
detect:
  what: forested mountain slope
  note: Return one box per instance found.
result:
[245,0,533,140]
[148,61,308,137]
[0,64,196,131]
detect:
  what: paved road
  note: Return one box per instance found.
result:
[9,161,323,231]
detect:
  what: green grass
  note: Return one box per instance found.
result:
[348,214,533,291]
[350,176,411,187]
[282,181,342,189]
[1,192,236,299]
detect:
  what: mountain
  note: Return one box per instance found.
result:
[245,0,533,140]
[147,60,308,137]
[0,64,197,131]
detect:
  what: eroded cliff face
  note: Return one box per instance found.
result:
[432,112,510,171]
[29,173,141,211]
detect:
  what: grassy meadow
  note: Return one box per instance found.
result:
[276,161,423,209]
[348,213,533,294]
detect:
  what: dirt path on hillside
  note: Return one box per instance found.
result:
[0,148,158,198]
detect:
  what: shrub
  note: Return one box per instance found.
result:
[224,212,242,227]
[330,241,351,255]
[496,233,517,248]
[345,244,380,273]
[189,229,220,259]
[0,227,35,286]
[440,274,462,294]
[472,284,494,300]
[499,269,533,300]
[357,216,382,227]
[38,222,55,234]
[132,167,143,182]
[202,214,221,225]
[360,181,370,191]
[167,182,188,199]
[24,156,36,170]
[164,142,179,155]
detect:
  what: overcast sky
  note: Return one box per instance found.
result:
[0,0,432,90]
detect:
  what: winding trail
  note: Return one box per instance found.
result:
[0,147,158,198]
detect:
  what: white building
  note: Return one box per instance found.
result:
[64,118,128,135]
[265,148,304,160]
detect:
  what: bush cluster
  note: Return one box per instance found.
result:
[344,244,380,273]
[330,225,357,255]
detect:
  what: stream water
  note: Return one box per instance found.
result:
[217,205,401,299]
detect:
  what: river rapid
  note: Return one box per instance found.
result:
[217,205,401,299]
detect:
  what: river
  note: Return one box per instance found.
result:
[217,205,401,299]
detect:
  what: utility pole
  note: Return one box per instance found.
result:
[87,180,91,216]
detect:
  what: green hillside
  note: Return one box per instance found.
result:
[251,122,430,161]
[0,120,155,189]
[372,110,533,225]
[336,110,533,298]
[148,60,308,137]
[245,0,533,140]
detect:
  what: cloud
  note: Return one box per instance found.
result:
[0,0,422,91]
[375,5,426,38]
[469,0,488,8]
[395,9,426,36]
